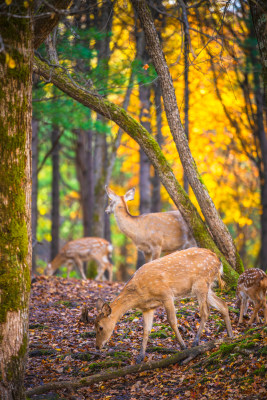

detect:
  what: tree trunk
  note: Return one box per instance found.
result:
[32,118,39,273]
[75,129,94,237]
[136,27,152,269]
[50,126,60,260]
[0,5,33,399]
[130,0,242,274]
[92,0,114,238]
[33,56,240,286]
[151,82,163,213]
[248,0,267,108]
[182,0,190,194]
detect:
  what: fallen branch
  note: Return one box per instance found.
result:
[26,341,217,397]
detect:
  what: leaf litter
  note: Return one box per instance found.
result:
[25,276,266,399]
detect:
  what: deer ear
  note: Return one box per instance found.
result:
[124,188,135,202]
[102,303,111,317]
[96,298,105,310]
[105,186,117,201]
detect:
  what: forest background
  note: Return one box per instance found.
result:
[32,0,265,279]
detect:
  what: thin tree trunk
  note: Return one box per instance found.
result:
[75,129,93,237]
[51,126,60,260]
[92,0,114,238]
[92,127,108,238]
[136,26,152,269]
[0,4,33,399]
[182,0,190,194]
[32,118,39,273]
[151,82,163,212]
[130,0,242,273]
[248,0,267,108]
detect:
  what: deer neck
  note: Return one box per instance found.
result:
[109,285,138,323]
[50,253,65,272]
[114,202,138,241]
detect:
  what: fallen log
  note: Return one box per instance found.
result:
[26,341,217,397]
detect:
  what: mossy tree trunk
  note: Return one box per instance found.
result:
[0,2,72,398]
[0,5,33,400]
[33,56,240,287]
[131,0,243,275]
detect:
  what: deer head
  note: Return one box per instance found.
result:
[105,186,135,214]
[94,298,115,350]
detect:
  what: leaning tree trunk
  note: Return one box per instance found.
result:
[0,6,33,400]
[130,0,243,274]
[50,126,60,260]
[33,56,240,287]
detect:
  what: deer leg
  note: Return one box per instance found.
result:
[207,290,233,338]
[248,299,264,325]
[163,298,186,350]
[66,260,73,278]
[193,291,210,347]
[74,257,87,280]
[152,246,161,261]
[136,309,154,364]
[143,251,152,264]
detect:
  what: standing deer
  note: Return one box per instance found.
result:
[105,186,196,263]
[46,237,113,281]
[236,268,267,325]
[94,248,233,362]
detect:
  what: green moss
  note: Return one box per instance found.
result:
[218,343,237,356]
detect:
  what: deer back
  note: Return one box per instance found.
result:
[122,248,221,308]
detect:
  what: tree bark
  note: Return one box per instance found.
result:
[151,81,163,212]
[91,0,114,238]
[50,126,60,260]
[33,56,240,286]
[32,118,39,273]
[0,5,33,399]
[75,129,94,237]
[130,0,242,274]
[248,0,267,108]
[136,26,152,269]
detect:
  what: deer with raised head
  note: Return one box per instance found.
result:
[105,186,196,263]
[46,237,113,281]
[236,268,267,325]
[94,248,233,363]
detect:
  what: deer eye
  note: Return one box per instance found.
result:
[99,326,103,331]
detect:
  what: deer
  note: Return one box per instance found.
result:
[105,186,197,263]
[46,237,113,281]
[236,268,267,326]
[94,247,233,363]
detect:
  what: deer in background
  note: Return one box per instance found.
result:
[105,186,196,263]
[236,268,267,325]
[46,237,113,281]
[94,248,233,363]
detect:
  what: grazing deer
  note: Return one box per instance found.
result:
[236,268,267,325]
[105,186,196,263]
[46,237,113,281]
[94,248,233,363]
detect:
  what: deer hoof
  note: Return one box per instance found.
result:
[136,354,144,364]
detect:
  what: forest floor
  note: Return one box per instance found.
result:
[25,276,266,400]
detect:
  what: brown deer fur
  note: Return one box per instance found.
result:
[94,248,233,363]
[236,268,267,325]
[105,186,196,263]
[46,237,113,281]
